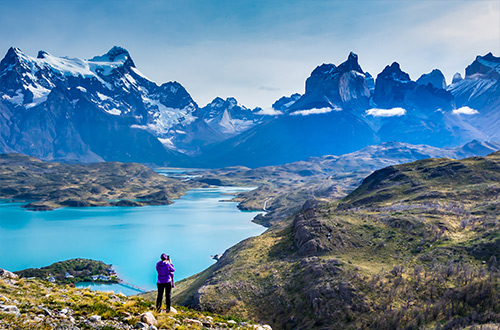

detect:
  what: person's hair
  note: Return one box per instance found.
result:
[161,253,167,261]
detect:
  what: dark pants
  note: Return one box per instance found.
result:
[156,282,172,311]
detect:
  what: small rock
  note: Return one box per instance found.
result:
[140,312,157,326]
[262,325,273,330]
[61,308,69,314]
[89,315,102,322]
[168,306,178,314]
[41,307,53,317]
[135,321,148,329]
[0,305,20,315]
[183,318,203,327]
[227,320,237,325]
[149,326,158,330]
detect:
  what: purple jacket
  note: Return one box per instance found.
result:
[156,261,175,284]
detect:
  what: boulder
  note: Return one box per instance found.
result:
[183,318,203,327]
[140,312,157,326]
[89,315,101,322]
[168,306,178,314]
[0,269,18,279]
[135,321,148,329]
[0,305,20,317]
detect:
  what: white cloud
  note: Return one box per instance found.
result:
[290,107,340,116]
[452,106,479,115]
[256,107,283,116]
[366,107,406,117]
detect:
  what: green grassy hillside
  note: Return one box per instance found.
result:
[171,152,500,329]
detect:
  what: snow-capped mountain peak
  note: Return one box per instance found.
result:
[197,96,265,136]
[465,52,500,80]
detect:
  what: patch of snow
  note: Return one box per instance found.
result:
[290,107,340,116]
[76,86,87,93]
[366,107,406,117]
[131,67,151,81]
[142,96,197,135]
[25,84,51,107]
[96,92,112,101]
[452,107,479,115]
[131,124,148,130]
[105,108,122,116]
[158,137,174,149]
[3,89,24,105]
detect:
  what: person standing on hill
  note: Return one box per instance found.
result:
[156,253,175,312]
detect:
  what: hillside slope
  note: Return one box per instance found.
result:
[171,151,500,329]
[0,267,270,329]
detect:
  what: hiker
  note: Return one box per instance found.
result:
[156,253,175,312]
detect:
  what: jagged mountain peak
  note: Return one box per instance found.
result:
[89,46,135,68]
[452,72,463,84]
[378,62,411,82]
[36,50,49,59]
[337,51,363,73]
[465,52,500,80]
[416,69,446,89]
[0,47,28,68]
[310,63,336,77]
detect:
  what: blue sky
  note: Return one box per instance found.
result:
[0,0,498,108]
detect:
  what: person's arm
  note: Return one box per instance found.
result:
[168,263,175,272]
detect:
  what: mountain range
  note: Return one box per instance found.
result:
[0,47,498,167]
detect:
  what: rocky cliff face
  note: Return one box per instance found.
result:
[373,62,454,112]
[416,69,447,89]
[289,52,371,111]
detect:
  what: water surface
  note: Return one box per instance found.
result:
[0,187,264,292]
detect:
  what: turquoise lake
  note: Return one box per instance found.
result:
[0,187,265,294]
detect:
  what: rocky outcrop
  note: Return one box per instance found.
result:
[0,268,19,279]
[293,200,360,255]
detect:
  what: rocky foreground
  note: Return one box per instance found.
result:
[0,268,272,330]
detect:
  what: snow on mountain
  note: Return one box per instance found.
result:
[197,97,265,136]
[448,52,500,140]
